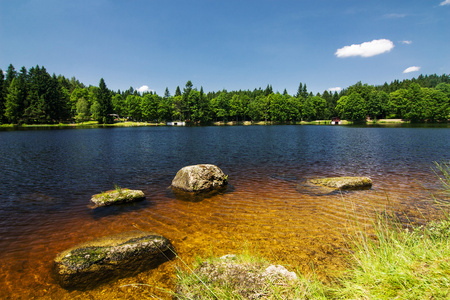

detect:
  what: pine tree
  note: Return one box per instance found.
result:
[182,81,193,120]
[95,78,113,124]
[302,84,308,98]
[264,84,273,96]
[0,69,5,123]
[175,86,181,97]
[5,64,17,87]
[164,87,171,98]
[5,77,27,123]
[5,67,29,123]
[296,83,303,98]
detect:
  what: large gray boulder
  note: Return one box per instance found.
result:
[171,164,228,192]
[90,188,145,207]
[53,231,175,290]
[308,176,372,190]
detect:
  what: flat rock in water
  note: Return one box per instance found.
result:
[90,188,145,207]
[308,176,372,190]
[171,164,228,192]
[53,231,175,290]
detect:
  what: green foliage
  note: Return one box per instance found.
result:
[125,94,142,121]
[5,77,26,123]
[70,87,90,112]
[1,63,449,125]
[95,78,113,124]
[0,68,5,123]
[334,213,450,299]
[336,92,367,122]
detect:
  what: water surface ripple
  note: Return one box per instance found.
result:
[0,125,449,298]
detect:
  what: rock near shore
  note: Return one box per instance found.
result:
[53,231,175,290]
[308,176,372,190]
[175,255,298,299]
[171,164,228,192]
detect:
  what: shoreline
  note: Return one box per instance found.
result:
[0,119,414,129]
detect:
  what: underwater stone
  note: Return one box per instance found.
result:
[308,176,372,190]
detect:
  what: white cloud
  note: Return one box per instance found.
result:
[400,40,412,45]
[440,0,450,6]
[335,39,394,58]
[403,66,421,73]
[136,85,154,94]
[328,87,342,92]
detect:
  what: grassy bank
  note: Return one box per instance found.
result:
[1,119,413,129]
[0,121,165,128]
[175,162,450,299]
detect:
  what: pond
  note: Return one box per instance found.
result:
[0,125,449,298]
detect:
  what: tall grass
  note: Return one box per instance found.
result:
[334,161,450,299]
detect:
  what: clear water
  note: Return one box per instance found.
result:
[0,125,449,298]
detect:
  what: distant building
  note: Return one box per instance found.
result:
[166,121,186,126]
[331,117,341,125]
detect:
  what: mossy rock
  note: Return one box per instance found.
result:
[53,231,175,290]
[171,164,228,193]
[175,255,297,299]
[308,176,372,190]
[90,188,145,207]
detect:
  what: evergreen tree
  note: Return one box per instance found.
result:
[23,66,69,123]
[164,87,171,98]
[175,86,181,97]
[5,67,28,123]
[0,69,5,123]
[296,83,303,98]
[95,78,113,124]
[296,82,308,99]
[5,77,27,123]
[264,84,273,96]
[302,84,308,99]
[5,64,17,87]
[182,80,194,120]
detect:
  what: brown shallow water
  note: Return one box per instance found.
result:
[0,125,449,299]
[0,168,446,299]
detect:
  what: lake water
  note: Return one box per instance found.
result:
[1,125,449,299]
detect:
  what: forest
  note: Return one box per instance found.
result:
[0,64,449,125]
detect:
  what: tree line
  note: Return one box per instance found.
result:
[1,64,449,125]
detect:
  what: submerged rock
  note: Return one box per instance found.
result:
[90,188,145,207]
[171,164,228,192]
[53,231,175,290]
[175,254,298,299]
[308,176,372,190]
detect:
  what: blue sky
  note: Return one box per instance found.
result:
[1,0,449,95]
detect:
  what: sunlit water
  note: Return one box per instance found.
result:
[0,125,449,299]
